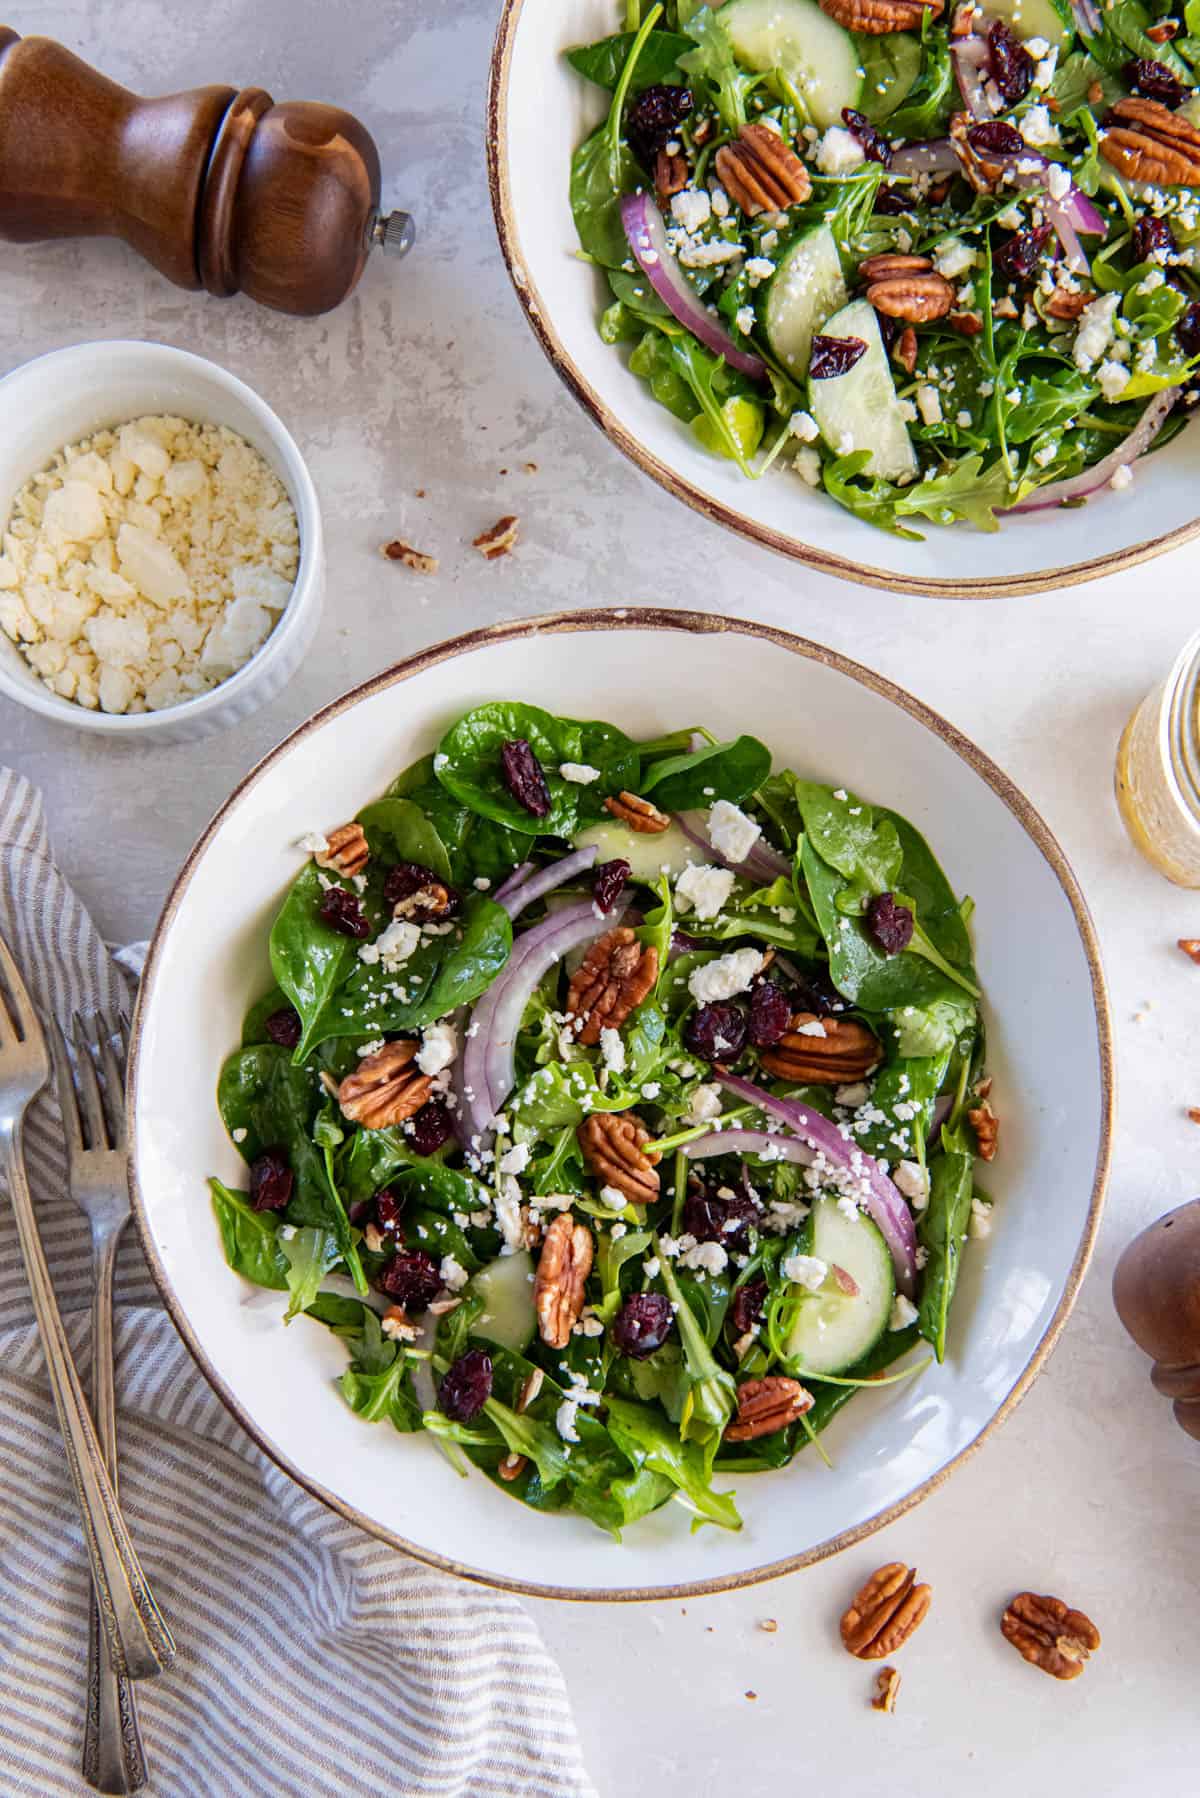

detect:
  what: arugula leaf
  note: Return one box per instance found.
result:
[656,1248,737,1442]
[566,28,690,90]
[640,733,771,808]
[209,1179,288,1289]
[678,5,757,132]
[885,12,955,139]
[892,456,1011,532]
[604,1396,742,1530]
[280,1226,340,1321]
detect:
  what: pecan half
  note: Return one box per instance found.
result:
[821,0,943,32]
[1043,287,1093,320]
[858,252,934,282]
[337,1041,433,1130]
[1101,97,1200,184]
[604,790,671,833]
[715,123,812,217]
[655,149,688,197]
[893,325,918,375]
[313,822,369,878]
[566,926,659,1044]
[867,271,954,322]
[967,1098,999,1160]
[871,1666,902,1713]
[760,1013,882,1084]
[1001,1593,1100,1680]
[381,539,439,575]
[578,1111,661,1205]
[473,515,520,560]
[841,1563,933,1659]
[725,1376,813,1441]
[535,1212,594,1348]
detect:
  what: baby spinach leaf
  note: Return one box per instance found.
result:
[802,839,971,1012]
[657,1248,736,1442]
[629,327,703,423]
[566,28,690,89]
[356,796,452,884]
[305,1291,376,1339]
[312,897,512,1044]
[269,864,359,1060]
[607,264,671,321]
[793,779,902,892]
[604,1396,742,1530]
[917,1136,976,1361]
[640,733,771,809]
[280,1226,340,1321]
[216,1044,328,1216]
[595,1227,655,1322]
[512,1062,631,1140]
[209,1178,288,1290]
[241,984,290,1045]
[435,701,639,837]
[571,125,642,267]
[889,992,977,1059]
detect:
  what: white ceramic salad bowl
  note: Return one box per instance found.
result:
[487,0,1200,597]
[129,611,1110,1598]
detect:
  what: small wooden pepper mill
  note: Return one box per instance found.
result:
[1113,1198,1200,1441]
[0,27,413,316]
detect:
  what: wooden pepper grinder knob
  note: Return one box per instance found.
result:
[1113,1198,1200,1441]
[0,27,413,316]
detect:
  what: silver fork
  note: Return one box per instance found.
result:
[51,1012,149,1793]
[0,934,174,1698]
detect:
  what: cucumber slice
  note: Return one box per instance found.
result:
[574,817,701,882]
[721,0,862,131]
[783,1197,895,1375]
[762,225,849,377]
[807,298,917,482]
[985,0,1072,50]
[470,1249,536,1353]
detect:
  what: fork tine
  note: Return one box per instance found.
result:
[49,1019,84,1151]
[71,1013,110,1152]
[0,931,36,1042]
[93,1012,127,1148]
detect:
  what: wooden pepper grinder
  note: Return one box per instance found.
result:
[1113,1198,1200,1441]
[0,27,413,316]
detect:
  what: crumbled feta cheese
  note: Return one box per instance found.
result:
[674,861,736,921]
[709,183,730,218]
[417,1020,457,1077]
[679,1239,728,1275]
[232,1126,247,1144]
[970,1196,994,1238]
[498,1141,531,1177]
[835,1081,870,1108]
[600,1184,628,1211]
[599,1027,627,1076]
[678,239,744,268]
[735,305,756,336]
[893,1159,929,1209]
[686,1083,724,1124]
[915,385,943,427]
[688,948,765,1004]
[556,1399,581,1443]
[1046,162,1072,202]
[1136,267,1165,294]
[1020,105,1060,148]
[298,831,329,855]
[889,1294,919,1330]
[670,188,712,233]
[370,918,422,973]
[439,1255,469,1292]
[816,126,866,175]
[1073,292,1120,373]
[1033,442,1058,468]
[955,409,973,429]
[794,446,822,486]
[932,237,977,280]
[745,256,776,286]
[1096,358,1131,402]
[559,762,601,787]
[707,799,761,865]
[789,409,819,442]
[1110,462,1134,491]
[782,1253,828,1291]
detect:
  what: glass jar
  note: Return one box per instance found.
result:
[1116,628,1200,887]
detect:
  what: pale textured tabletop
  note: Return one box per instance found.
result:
[3,0,1199,1792]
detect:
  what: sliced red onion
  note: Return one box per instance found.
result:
[675,809,791,884]
[460,898,627,1139]
[620,192,767,383]
[684,1127,815,1169]
[493,860,535,905]
[1071,0,1101,34]
[927,1093,954,1145]
[979,150,1107,273]
[889,139,959,180]
[952,35,993,121]
[1009,389,1175,514]
[496,846,598,922]
[715,1071,918,1296]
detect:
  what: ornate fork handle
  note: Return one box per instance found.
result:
[0,1120,174,1682]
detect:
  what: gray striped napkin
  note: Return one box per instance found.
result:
[0,768,595,1798]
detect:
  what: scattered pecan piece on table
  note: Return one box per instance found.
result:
[604,789,671,833]
[473,515,520,560]
[312,822,369,878]
[871,1666,902,1713]
[715,122,812,216]
[534,1212,594,1348]
[821,0,942,33]
[1178,937,1200,963]
[1100,97,1200,184]
[578,1111,661,1205]
[337,1041,433,1130]
[967,1098,999,1161]
[760,1013,882,1084]
[381,539,439,574]
[566,926,659,1043]
[1001,1593,1100,1680]
[724,1376,814,1441]
[841,1563,933,1659]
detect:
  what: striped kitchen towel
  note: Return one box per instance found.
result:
[0,768,595,1798]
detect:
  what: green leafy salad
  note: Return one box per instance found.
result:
[566,0,1200,534]
[212,702,996,1538]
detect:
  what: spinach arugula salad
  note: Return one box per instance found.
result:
[212,703,996,1538]
[567,0,1200,535]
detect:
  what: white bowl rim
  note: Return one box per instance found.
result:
[485,0,1200,600]
[0,338,323,734]
[127,606,1114,1600]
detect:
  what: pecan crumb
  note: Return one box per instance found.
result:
[871,1666,901,1713]
[1087,79,1104,103]
[523,461,538,473]
[1179,938,1200,963]
[759,1618,778,1633]
[968,1099,999,1161]
[1187,1107,1200,1125]
[744,1690,758,1701]
[381,538,439,574]
[473,514,520,559]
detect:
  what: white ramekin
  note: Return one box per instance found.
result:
[0,339,324,743]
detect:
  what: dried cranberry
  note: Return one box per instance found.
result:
[500,738,552,817]
[405,1097,455,1156]
[788,966,843,1016]
[683,1177,760,1249]
[611,1291,675,1359]
[842,106,892,167]
[874,184,912,217]
[383,861,459,921]
[747,980,791,1047]
[1123,58,1186,106]
[809,334,868,380]
[866,892,914,954]
[987,20,1034,106]
[875,310,900,354]
[438,1348,493,1422]
[729,1277,767,1337]
[377,1247,442,1311]
[1179,300,1200,358]
[624,82,694,170]
[684,1000,747,1062]
[967,120,1025,156]
[249,1148,294,1212]
[1131,214,1176,265]
[374,1188,406,1239]
[263,1005,302,1048]
[318,885,370,939]
[593,858,631,914]
[993,224,1052,283]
